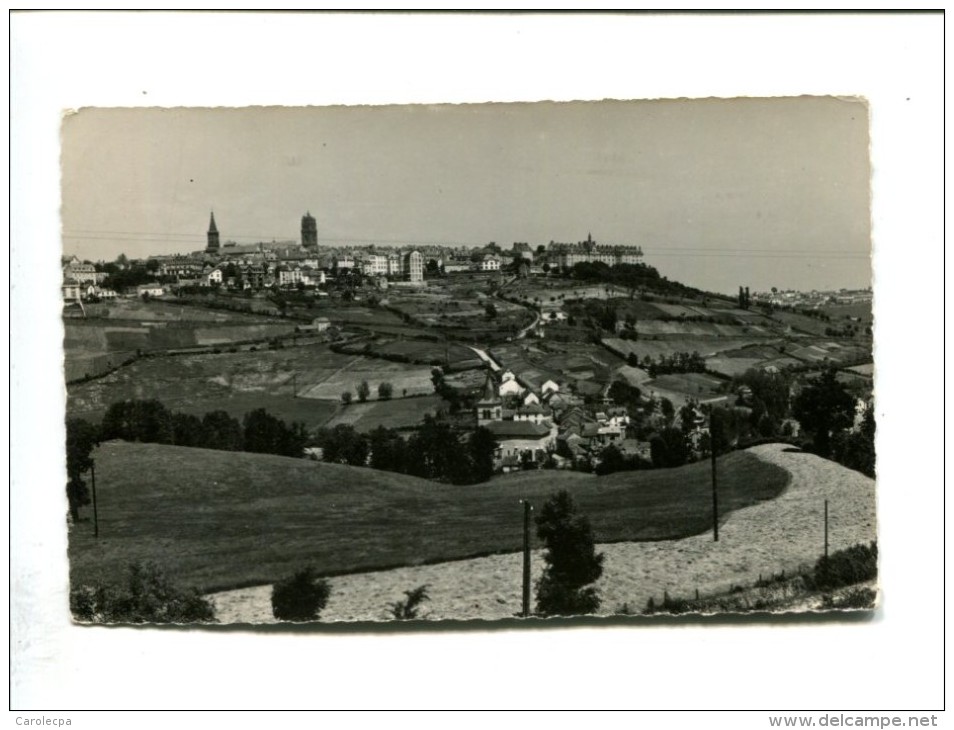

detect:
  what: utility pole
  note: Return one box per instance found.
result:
[824,499,829,559]
[710,424,719,542]
[520,500,533,617]
[91,461,99,539]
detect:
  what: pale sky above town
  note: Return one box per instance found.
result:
[61,97,871,295]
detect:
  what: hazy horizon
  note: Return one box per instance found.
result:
[61,98,871,296]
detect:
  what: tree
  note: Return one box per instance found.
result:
[357,380,371,403]
[467,426,498,483]
[594,444,630,475]
[484,302,498,319]
[534,490,604,616]
[70,562,216,623]
[101,399,174,444]
[341,390,353,405]
[389,585,430,620]
[200,410,243,451]
[831,402,876,478]
[650,427,689,468]
[792,368,856,457]
[172,412,204,447]
[242,408,306,457]
[271,567,331,621]
[66,417,99,521]
[322,424,370,466]
[378,381,394,400]
[368,426,405,472]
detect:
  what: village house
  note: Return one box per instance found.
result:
[498,370,524,398]
[136,283,165,298]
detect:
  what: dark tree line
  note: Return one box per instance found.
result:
[630,351,707,377]
[315,416,498,485]
[97,399,307,456]
[67,400,310,522]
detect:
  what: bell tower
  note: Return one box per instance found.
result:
[301,211,318,249]
[206,211,220,252]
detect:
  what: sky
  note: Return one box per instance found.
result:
[61,97,871,296]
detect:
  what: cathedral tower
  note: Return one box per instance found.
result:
[206,211,220,252]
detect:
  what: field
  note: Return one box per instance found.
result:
[322,394,448,432]
[211,444,876,621]
[603,336,773,361]
[634,320,773,337]
[336,338,483,370]
[66,343,440,428]
[63,300,300,381]
[69,441,789,595]
[644,372,727,404]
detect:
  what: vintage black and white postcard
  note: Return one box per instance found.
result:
[60,98,877,625]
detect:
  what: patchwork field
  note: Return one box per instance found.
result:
[300,357,436,400]
[322,395,449,432]
[336,338,483,370]
[68,441,789,596]
[66,343,439,427]
[603,336,772,361]
[642,372,729,408]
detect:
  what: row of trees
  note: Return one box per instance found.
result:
[99,399,308,458]
[67,400,309,520]
[316,416,498,485]
[626,350,707,376]
[341,380,393,405]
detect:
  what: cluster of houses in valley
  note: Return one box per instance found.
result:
[472,368,664,472]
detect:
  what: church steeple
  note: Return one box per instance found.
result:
[206,211,220,252]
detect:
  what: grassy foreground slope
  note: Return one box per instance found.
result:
[69,441,789,593]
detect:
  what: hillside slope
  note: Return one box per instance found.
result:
[69,441,788,593]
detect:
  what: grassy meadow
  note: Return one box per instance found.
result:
[69,441,789,594]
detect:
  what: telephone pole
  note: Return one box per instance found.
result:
[91,461,99,539]
[824,499,829,559]
[520,500,533,617]
[710,438,719,542]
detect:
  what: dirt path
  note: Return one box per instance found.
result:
[209,444,876,623]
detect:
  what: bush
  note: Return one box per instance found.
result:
[810,542,877,591]
[271,567,331,621]
[389,585,430,620]
[70,562,216,623]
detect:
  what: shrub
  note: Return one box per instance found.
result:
[811,542,877,591]
[70,562,216,624]
[822,587,877,610]
[271,567,331,621]
[389,585,430,620]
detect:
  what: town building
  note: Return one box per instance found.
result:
[404,250,424,283]
[548,233,643,270]
[301,212,318,249]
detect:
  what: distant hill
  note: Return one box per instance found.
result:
[69,440,789,593]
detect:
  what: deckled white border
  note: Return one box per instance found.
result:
[10,11,944,717]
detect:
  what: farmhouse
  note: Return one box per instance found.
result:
[137,283,165,298]
[485,420,557,469]
[297,317,332,333]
